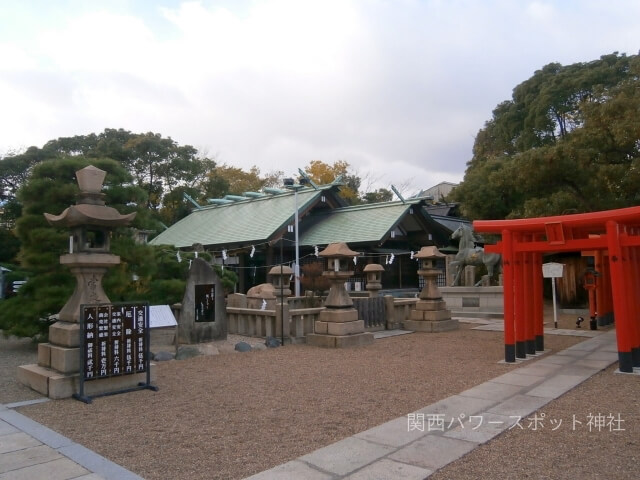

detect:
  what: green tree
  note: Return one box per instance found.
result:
[361,188,393,204]
[0,157,144,338]
[452,52,640,219]
[303,160,361,204]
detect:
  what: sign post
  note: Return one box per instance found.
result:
[74,302,158,404]
[542,263,564,329]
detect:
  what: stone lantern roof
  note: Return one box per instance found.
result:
[363,263,384,272]
[268,265,294,276]
[43,165,136,228]
[414,246,445,259]
[318,242,359,258]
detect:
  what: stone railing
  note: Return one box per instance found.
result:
[384,295,418,329]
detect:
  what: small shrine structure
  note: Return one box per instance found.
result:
[475,206,640,372]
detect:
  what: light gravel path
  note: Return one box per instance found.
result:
[1,312,637,480]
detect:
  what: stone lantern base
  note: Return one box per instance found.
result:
[403,298,459,332]
[307,308,374,348]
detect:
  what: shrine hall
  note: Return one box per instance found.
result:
[474,206,640,373]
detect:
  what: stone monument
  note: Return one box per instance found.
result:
[177,258,227,343]
[404,246,459,332]
[306,243,373,347]
[17,165,149,399]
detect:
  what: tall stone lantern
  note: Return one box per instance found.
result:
[17,165,137,399]
[404,246,459,332]
[306,243,373,348]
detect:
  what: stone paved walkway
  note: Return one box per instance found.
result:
[0,400,141,480]
[244,330,621,479]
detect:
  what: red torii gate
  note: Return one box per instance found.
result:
[474,206,640,373]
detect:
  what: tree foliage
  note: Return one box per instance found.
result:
[0,155,237,339]
[452,52,640,219]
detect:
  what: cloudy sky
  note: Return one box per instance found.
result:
[1,1,638,193]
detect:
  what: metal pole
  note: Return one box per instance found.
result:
[552,277,558,329]
[294,188,300,297]
[280,238,284,346]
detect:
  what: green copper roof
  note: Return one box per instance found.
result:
[150,187,328,248]
[298,201,419,246]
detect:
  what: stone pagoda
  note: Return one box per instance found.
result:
[17,165,146,399]
[404,246,459,332]
[306,243,373,348]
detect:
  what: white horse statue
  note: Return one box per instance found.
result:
[450,224,501,287]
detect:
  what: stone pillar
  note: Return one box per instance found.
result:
[306,243,373,348]
[404,246,459,333]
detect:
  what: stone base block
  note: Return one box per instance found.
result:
[50,345,80,374]
[409,309,452,321]
[403,318,459,333]
[415,300,448,311]
[327,320,364,336]
[315,321,328,334]
[318,308,359,323]
[48,321,81,348]
[38,343,51,368]
[17,363,157,400]
[306,332,373,348]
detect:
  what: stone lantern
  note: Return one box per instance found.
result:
[306,242,373,348]
[17,165,138,399]
[268,265,293,297]
[44,166,136,322]
[404,246,459,332]
[363,263,384,297]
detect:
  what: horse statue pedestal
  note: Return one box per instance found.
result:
[404,247,459,333]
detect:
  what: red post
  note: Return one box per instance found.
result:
[533,251,544,351]
[514,234,526,359]
[606,221,633,372]
[628,228,640,366]
[502,230,515,362]
[524,248,535,355]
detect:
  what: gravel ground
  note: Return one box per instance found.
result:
[2,312,637,480]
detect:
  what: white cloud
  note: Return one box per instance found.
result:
[1,0,639,190]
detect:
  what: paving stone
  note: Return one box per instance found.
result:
[343,458,433,480]
[444,411,513,444]
[579,359,616,370]
[0,432,41,454]
[354,416,429,448]
[584,351,619,362]
[416,395,497,425]
[515,363,563,377]
[0,445,61,474]
[389,435,477,471]
[554,349,588,357]
[0,457,89,480]
[458,381,524,402]
[535,355,576,365]
[563,341,601,352]
[490,372,545,387]
[244,460,333,480]
[557,365,602,378]
[526,374,588,398]
[486,394,552,418]
[0,410,73,449]
[0,421,18,436]
[300,437,395,476]
[58,443,143,480]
